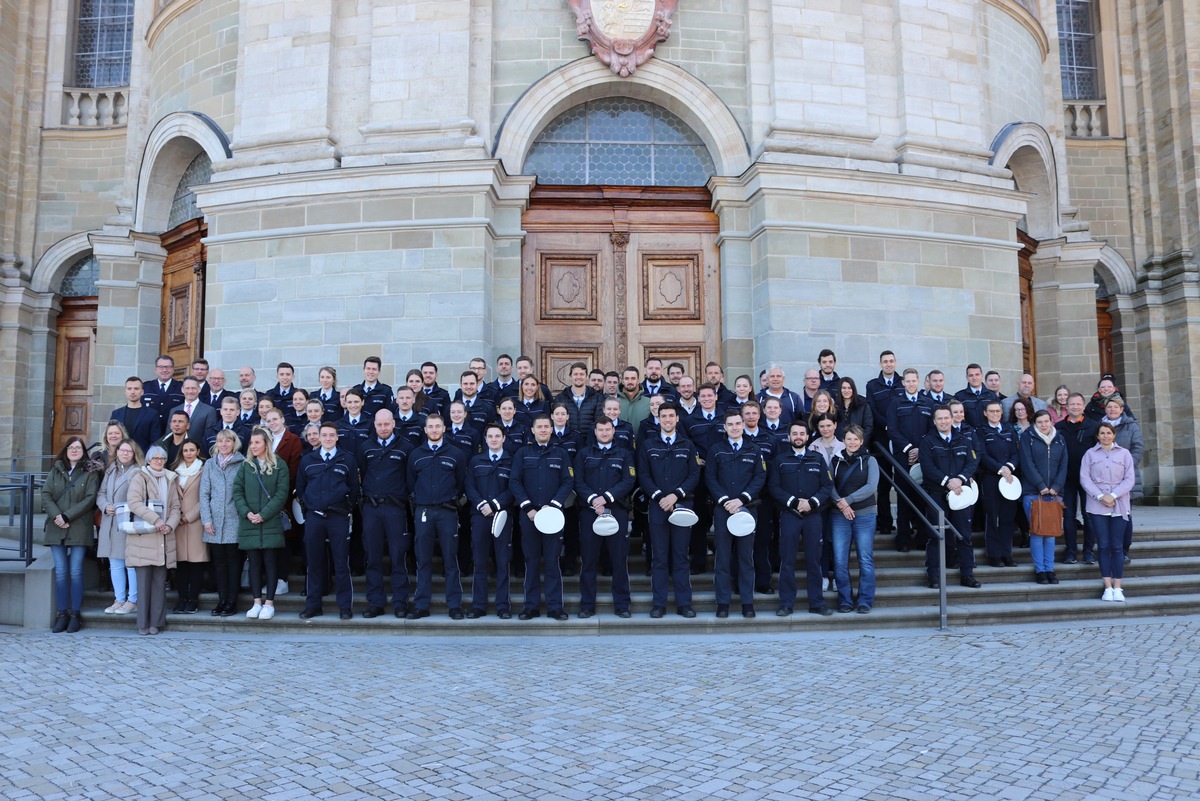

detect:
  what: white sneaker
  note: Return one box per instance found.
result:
[1101,587,1115,602]
[115,602,136,615]
[259,604,275,620]
[821,578,831,592]
[275,579,289,596]
[246,602,263,619]
[1113,587,1126,602]
[104,601,121,614]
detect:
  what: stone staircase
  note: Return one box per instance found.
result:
[80,508,1200,635]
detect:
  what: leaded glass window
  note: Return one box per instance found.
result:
[524,99,715,187]
[167,153,213,229]
[60,255,99,297]
[1058,0,1100,100]
[73,0,134,87]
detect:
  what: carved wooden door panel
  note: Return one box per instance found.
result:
[52,298,97,452]
[1018,230,1038,378]
[159,219,206,375]
[522,186,720,387]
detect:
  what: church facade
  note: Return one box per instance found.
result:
[0,0,1195,503]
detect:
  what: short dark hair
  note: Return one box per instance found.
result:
[496,353,513,364]
[484,422,505,438]
[604,371,620,379]
[319,421,339,432]
[658,402,680,416]
[421,361,438,372]
[622,366,640,377]
[530,413,552,427]
[363,356,381,369]
[460,370,477,381]
[594,416,614,428]
[879,350,894,361]
[170,410,190,422]
[589,368,605,378]
[191,358,209,368]
[789,420,810,436]
[343,387,365,401]
[985,369,1000,380]
[156,354,174,365]
[277,362,294,372]
[722,408,743,422]
[818,348,836,361]
[966,363,983,373]
[667,362,684,373]
[125,376,142,385]
[570,361,588,372]
[292,388,310,401]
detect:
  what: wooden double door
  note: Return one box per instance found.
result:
[522,186,721,389]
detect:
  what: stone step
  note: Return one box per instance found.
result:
[76,592,1200,636]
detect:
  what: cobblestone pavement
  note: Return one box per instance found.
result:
[2,617,1196,800]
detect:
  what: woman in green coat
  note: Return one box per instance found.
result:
[232,428,290,621]
[39,436,103,633]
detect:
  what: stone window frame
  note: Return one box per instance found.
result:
[71,0,134,88]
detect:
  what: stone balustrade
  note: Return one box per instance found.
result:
[62,87,129,127]
[1065,99,1107,138]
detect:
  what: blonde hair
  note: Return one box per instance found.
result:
[247,427,278,475]
[211,427,243,458]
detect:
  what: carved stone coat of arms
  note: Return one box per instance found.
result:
[568,0,678,77]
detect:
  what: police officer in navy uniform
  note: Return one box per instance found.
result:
[446,400,482,575]
[866,350,904,535]
[767,420,834,616]
[142,354,184,427]
[954,363,998,430]
[336,388,375,448]
[887,367,936,551]
[418,361,453,416]
[392,387,428,448]
[919,406,982,589]
[405,413,467,620]
[296,421,361,619]
[548,403,583,576]
[706,407,767,619]
[205,396,252,456]
[683,383,724,574]
[638,402,700,618]
[355,356,395,418]
[741,400,781,594]
[574,416,637,619]
[357,409,413,619]
[641,357,679,401]
[487,353,519,401]
[457,370,496,433]
[977,399,1021,568]
[509,414,574,621]
[464,423,516,619]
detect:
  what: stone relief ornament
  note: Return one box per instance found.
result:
[568,0,678,77]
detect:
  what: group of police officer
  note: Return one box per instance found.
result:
[119,349,1062,621]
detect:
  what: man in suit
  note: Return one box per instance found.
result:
[142,354,183,426]
[203,368,236,408]
[190,358,211,397]
[205,396,252,455]
[170,376,219,448]
[110,376,163,454]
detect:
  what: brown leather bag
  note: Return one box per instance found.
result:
[1030,496,1064,538]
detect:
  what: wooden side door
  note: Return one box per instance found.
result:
[52,298,97,452]
[1096,297,1114,378]
[159,218,206,374]
[522,186,720,387]
[1018,230,1038,377]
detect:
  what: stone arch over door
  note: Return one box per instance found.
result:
[134,111,230,234]
[494,58,751,179]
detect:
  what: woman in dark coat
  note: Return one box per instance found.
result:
[39,436,102,632]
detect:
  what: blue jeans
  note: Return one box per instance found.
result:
[1029,536,1055,573]
[50,545,86,612]
[1090,513,1125,579]
[108,557,138,603]
[831,510,876,608]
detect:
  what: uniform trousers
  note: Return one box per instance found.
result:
[872,434,895,531]
[362,502,411,610]
[894,447,924,550]
[778,510,825,611]
[924,500,975,581]
[578,507,631,613]
[981,475,1018,560]
[304,513,353,612]
[469,511,512,613]
[752,503,778,589]
[413,506,462,612]
[519,513,564,612]
[648,504,693,608]
[690,487,713,573]
[134,565,168,629]
[713,506,755,606]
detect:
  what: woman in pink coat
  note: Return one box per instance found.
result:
[1079,422,1136,602]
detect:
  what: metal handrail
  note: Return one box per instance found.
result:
[0,473,42,566]
[872,442,969,631]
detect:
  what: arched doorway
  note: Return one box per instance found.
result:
[520,98,721,385]
[1094,269,1115,378]
[51,255,99,452]
[158,153,211,374]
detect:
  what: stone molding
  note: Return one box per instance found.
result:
[134,111,231,234]
[146,0,204,51]
[31,232,96,294]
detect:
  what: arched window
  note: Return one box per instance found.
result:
[60,254,99,297]
[524,99,715,187]
[167,153,213,229]
[73,0,134,88]
[1057,0,1099,100]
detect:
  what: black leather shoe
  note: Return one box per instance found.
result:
[220,605,237,617]
[550,609,569,621]
[518,609,539,621]
[716,604,729,618]
[897,546,911,553]
[1063,554,1078,565]
[465,609,484,619]
[989,558,1003,568]
[51,610,69,633]
[809,607,834,617]
[393,604,408,618]
[577,609,595,619]
[183,601,198,614]
[299,608,323,619]
[211,605,224,617]
[448,608,464,620]
[1083,554,1097,565]
[362,606,384,619]
[928,579,940,589]
[172,602,186,614]
[755,584,775,594]
[405,608,430,620]
[497,610,512,619]
[650,606,666,619]
[960,577,982,589]
[775,606,792,617]
[741,604,756,619]
[615,610,632,618]
[339,609,353,620]
[1047,572,1059,584]
[1035,572,1048,585]
[676,606,696,618]
[1003,558,1017,567]
[838,604,854,613]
